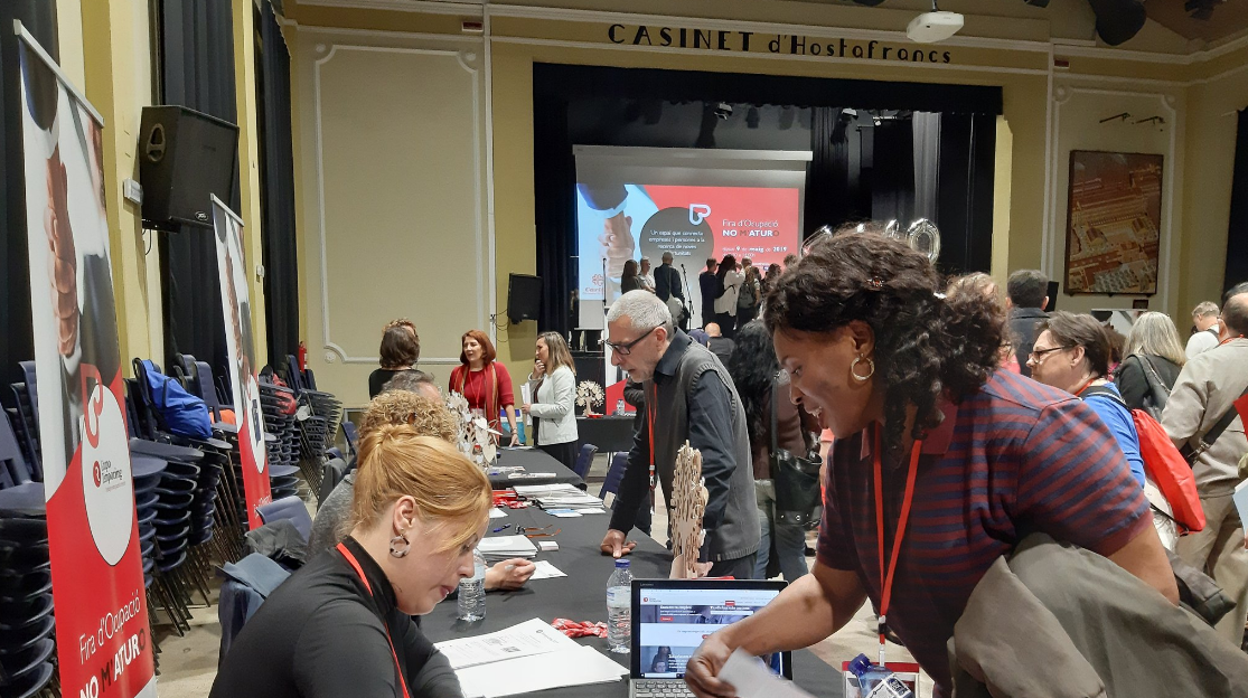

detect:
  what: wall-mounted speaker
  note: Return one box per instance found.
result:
[138,105,239,230]
[507,274,542,324]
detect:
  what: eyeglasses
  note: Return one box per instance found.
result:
[1028,346,1071,362]
[518,525,560,538]
[605,326,657,356]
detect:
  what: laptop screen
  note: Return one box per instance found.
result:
[630,579,790,680]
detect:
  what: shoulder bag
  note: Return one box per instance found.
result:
[770,382,823,530]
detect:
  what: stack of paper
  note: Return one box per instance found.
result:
[436,619,626,698]
[512,483,604,509]
[477,535,538,559]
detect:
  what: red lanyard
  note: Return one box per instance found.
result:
[1073,378,1098,397]
[646,385,657,493]
[1218,335,1244,346]
[872,425,922,666]
[336,543,413,698]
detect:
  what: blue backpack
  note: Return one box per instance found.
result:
[140,359,212,439]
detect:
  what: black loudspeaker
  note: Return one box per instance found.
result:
[138,106,239,229]
[507,274,542,324]
[1045,281,1060,312]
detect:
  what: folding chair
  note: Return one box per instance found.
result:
[573,444,598,480]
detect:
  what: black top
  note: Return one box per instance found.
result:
[707,337,734,367]
[209,537,461,698]
[621,274,644,294]
[699,271,718,322]
[1114,354,1182,413]
[1008,307,1049,378]
[653,264,684,303]
[369,368,418,399]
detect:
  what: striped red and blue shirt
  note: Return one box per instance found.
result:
[817,369,1151,696]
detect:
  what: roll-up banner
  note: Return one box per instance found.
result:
[211,195,271,527]
[16,22,157,697]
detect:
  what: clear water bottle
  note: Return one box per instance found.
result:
[457,548,487,621]
[606,559,632,653]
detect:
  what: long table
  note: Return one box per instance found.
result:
[421,492,838,697]
[490,448,585,490]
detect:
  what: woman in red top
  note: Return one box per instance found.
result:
[449,330,519,445]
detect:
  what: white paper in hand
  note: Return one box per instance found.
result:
[718,649,815,698]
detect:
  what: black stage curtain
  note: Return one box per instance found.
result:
[804,107,854,236]
[257,1,299,372]
[869,120,916,227]
[534,96,576,337]
[0,1,57,388]
[936,113,996,275]
[155,0,238,382]
[1225,109,1248,293]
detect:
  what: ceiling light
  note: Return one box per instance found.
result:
[907,0,964,43]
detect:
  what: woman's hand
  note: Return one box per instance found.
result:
[533,359,546,377]
[484,559,536,590]
[509,431,520,447]
[521,403,531,415]
[684,633,738,698]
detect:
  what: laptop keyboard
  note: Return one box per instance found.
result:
[632,679,695,698]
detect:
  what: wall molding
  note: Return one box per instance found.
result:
[485,4,1054,54]
[297,0,484,16]
[1046,85,1179,313]
[311,41,490,364]
[490,35,1050,76]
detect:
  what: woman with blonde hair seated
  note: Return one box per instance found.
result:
[210,430,490,698]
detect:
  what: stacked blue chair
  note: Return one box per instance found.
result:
[0,412,55,698]
[286,356,342,495]
[0,515,56,698]
[259,379,301,503]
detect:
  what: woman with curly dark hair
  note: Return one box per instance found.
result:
[727,320,817,583]
[684,229,1176,698]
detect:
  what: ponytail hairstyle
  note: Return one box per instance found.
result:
[351,427,490,551]
[763,227,1003,463]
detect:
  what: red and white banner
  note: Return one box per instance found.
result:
[18,25,156,697]
[212,196,271,527]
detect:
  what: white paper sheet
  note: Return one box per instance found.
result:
[718,649,815,698]
[434,618,580,670]
[529,560,567,579]
[477,535,538,557]
[488,508,507,519]
[456,645,626,698]
[1234,480,1248,532]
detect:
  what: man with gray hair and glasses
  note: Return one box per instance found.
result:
[599,290,760,578]
[1185,301,1222,360]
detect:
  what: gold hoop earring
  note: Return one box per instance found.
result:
[389,532,411,558]
[850,355,875,383]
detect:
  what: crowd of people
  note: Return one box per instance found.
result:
[212,222,1248,698]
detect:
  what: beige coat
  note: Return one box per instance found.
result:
[1161,337,1248,495]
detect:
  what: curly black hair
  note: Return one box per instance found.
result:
[763,229,1002,464]
[726,320,778,449]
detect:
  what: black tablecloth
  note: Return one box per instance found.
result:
[576,416,636,454]
[491,449,585,490]
[422,502,838,697]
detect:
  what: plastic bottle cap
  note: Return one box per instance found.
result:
[615,559,630,568]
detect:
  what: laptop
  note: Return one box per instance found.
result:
[629,578,792,698]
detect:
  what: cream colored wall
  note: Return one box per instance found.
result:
[289,26,492,406]
[1046,82,1186,319]
[1180,66,1248,315]
[80,0,163,369]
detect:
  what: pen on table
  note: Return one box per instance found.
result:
[492,524,511,533]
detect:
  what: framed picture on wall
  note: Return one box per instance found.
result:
[1064,150,1164,295]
